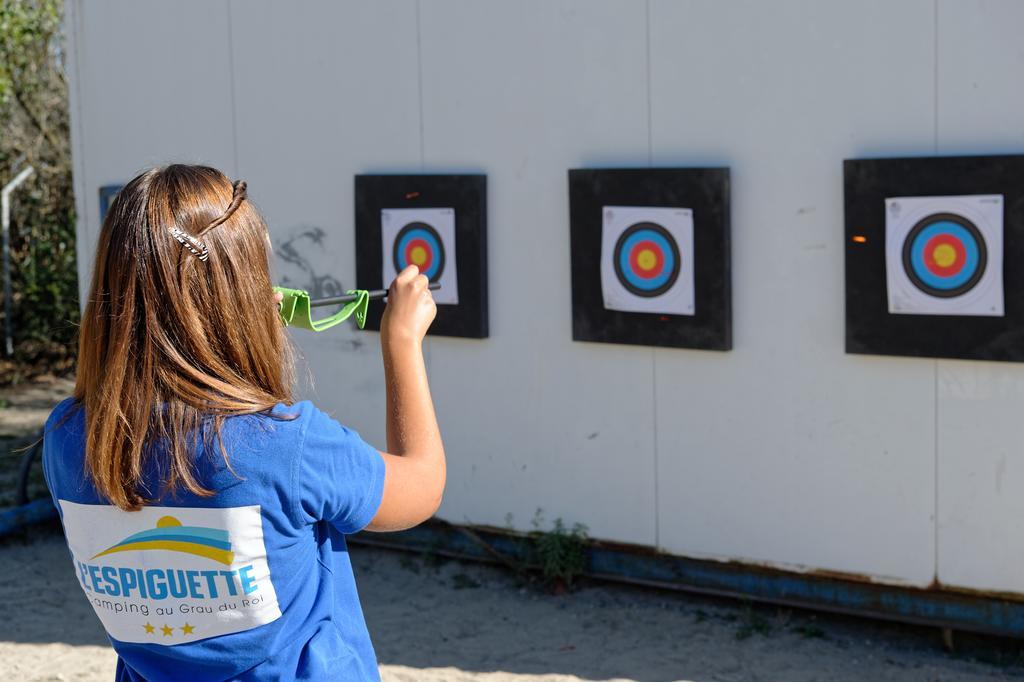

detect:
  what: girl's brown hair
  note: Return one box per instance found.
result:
[75,164,294,511]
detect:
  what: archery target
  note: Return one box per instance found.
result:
[885,194,1003,316]
[600,206,695,315]
[381,207,459,305]
[99,184,123,221]
[394,222,445,281]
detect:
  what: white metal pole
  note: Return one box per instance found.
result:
[2,166,35,357]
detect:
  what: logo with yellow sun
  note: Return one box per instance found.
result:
[92,516,235,566]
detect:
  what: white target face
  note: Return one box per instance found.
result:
[885,194,1003,317]
[381,207,459,305]
[600,206,695,316]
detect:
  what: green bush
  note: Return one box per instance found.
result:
[0,0,78,384]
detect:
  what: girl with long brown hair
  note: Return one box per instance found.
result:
[44,164,445,680]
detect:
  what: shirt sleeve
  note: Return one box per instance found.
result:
[41,397,79,512]
[294,403,386,534]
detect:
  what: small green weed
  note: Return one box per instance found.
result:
[735,603,772,640]
[792,624,827,639]
[529,509,589,593]
[451,573,481,590]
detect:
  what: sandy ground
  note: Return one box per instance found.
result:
[0,376,76,507]
[0,375,76,440]
[0,526,1021,682]
[1,377,1023,681]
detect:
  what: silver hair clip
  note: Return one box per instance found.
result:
[169,226,209,262]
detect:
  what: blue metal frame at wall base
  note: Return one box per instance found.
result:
[351,520,1024,639]
[0,498,58,537]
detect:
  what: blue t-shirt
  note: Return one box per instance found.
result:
[42,398,386,681]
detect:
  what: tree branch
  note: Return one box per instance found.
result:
[11,85,61,151]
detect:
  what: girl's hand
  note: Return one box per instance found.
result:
[381,265,436,347]
[274,291,284,306]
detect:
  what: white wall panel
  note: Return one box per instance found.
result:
[69,0,237,302]
[935,0,1024,592]
[419,0,657,544]
[650,0,938,584]
[936,0,1024,155]
[229,0,420,447]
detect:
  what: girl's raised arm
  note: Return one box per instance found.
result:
[366,265,446,532]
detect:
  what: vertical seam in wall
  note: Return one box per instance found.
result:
[416,0,426,172]
[646,0,660,550]
[645,0,653,165]
[226,0,240,176]
[933,0,939,153]
[934,359,940,579]
[414,0,430,367]
[932,0,940,582]
[652,351,660,549]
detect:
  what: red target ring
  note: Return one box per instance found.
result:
[629,240,666,279]
[922,233,966,278]
[403,237,434,272]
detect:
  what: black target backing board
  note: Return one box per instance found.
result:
[99,184,123,221]
[355,174,488,338]
[844,154,1024,362]
[568,168,731,350]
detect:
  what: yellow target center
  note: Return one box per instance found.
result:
[410,246,428,266]
[636,249,658,271]
[932,244,957,268]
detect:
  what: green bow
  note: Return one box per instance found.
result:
[273,287,369,331]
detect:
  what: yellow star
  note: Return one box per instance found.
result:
[161,624,174,637]
[181,622,195,635]
[143,623,155,634]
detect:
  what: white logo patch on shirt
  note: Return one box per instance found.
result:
[58,501,281,645]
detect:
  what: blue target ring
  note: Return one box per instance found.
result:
[393,222,445,282]
[901,213,986,298]
[612,222,681,297]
